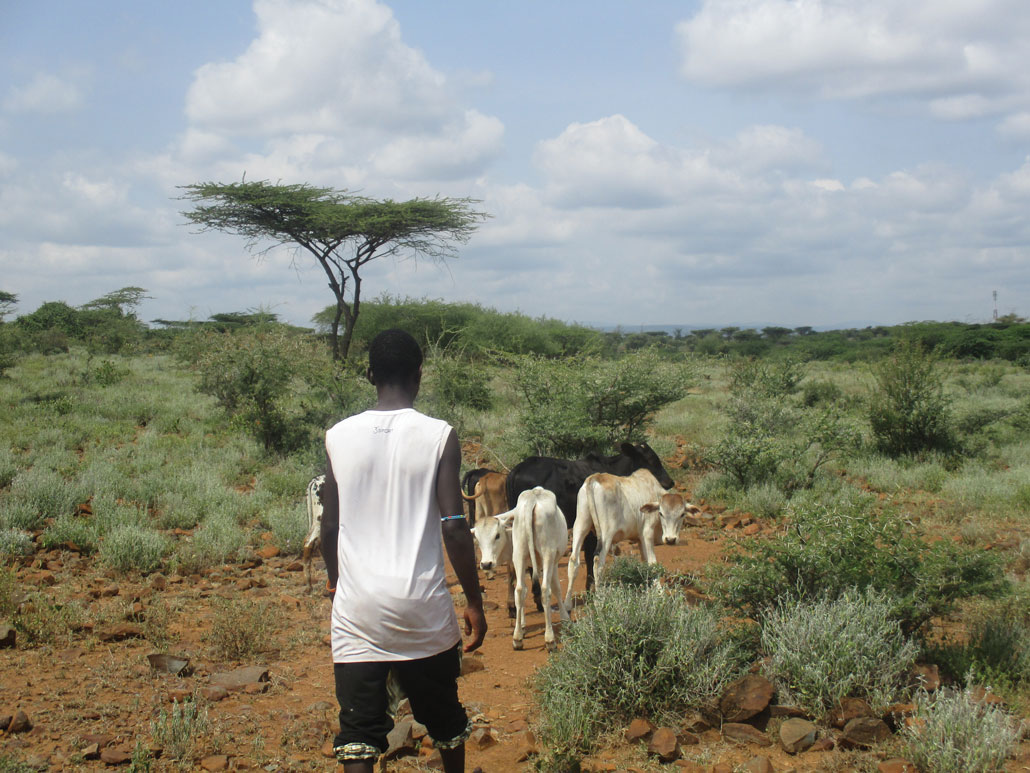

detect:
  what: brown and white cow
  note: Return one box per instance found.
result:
[461,470,508,527]
[565,470,699,606]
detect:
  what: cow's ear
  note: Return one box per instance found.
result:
[497,512,515,528]
[620,442,637,456]
[686,504,702,514]
[640,503,659,514]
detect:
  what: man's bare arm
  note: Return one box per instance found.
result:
[319,454,340,593]
[437,429,487,651]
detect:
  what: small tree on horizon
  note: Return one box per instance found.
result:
[180,180,488,360]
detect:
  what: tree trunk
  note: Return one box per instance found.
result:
[329,303,344,361]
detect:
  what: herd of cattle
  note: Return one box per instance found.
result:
[302,442,700,651]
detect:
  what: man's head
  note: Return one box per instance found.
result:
[367,328,423,388]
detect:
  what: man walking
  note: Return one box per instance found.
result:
[320,329,487,773]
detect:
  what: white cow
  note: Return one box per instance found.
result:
[490,487,571,651]
[302,474,325,592]
[565,469,699,607]
[472,511,517,617]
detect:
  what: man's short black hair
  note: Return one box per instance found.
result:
[368,328,423,385]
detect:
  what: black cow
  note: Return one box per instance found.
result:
[505,442,675,593]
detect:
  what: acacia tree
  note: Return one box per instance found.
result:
[180,181,488,360]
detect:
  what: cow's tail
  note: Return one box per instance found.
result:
[528,498,540,583]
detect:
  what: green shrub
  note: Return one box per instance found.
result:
[534,584,748,760]
[8,466,80,522]
[99,524,170,574]
[869,340,957,457]
[801,379,844,407]
[928,598,1030,689]
[0,529,33,560]
[39,516,98,554]
[265,504,308,556]
[151,698,209,769]
[514,350,687,457]
[761,588,919,716]
[208,599,274,660]
[598,555,666,588]
[13,593,84,645]
[903,684,1021,773]
[172,515,249,574]
[712,491,1007,637]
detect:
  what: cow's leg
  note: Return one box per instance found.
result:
[540,551,558,651]
[592,535,612,585]
[531,572,543,612]
[640,523,659,565]
[583,531,598,591]
[513,556,528,650]
[506,562,517,619]
[565,521,590,609]
[547,547,570,628]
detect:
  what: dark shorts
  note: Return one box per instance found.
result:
[333,643,468,760]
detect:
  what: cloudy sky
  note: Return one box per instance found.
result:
[2,0,1029,330]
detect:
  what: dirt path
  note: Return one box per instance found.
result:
[3,523,1030,772]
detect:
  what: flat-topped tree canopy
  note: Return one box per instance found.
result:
[179,180,488,360]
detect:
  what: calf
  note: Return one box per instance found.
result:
[473,508,543,618]
[565,471,699,607]
[302,474,325,592]
[505,487,570,651]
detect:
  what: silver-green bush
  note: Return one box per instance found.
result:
[0,528,33,559]
[535,584,747,761]
[903,685,1022,772]
[99,524,170,574]
[760,587,919,716]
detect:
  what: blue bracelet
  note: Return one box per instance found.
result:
[440,514,465,521]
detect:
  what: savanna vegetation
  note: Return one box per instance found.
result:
[2,288,1030,771]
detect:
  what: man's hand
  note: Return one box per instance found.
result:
[462,602,487,652]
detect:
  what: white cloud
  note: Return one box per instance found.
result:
[4,71,85,114]
[676,1,1030,124]
[178,0,503,186]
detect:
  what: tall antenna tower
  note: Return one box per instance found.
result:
[993,290,998,321]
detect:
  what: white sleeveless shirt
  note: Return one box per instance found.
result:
[326,408,461,662]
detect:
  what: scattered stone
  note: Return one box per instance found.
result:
[626,718,655,742]
[100,745,133,765]
[151,574,167,591]
[81,734,116,749]
[0,624,15,649]
[677,730,700,746]
[98,623,143,642]
[199,686,229,702]
[36,571,57,586]
[82,743,101,759]
[912,664,940,691]
[839,717,891,749]
[236,578,256,591]
[243,681,269,695]
[743,756,774,773]
[168,689,191,703]
[285,560,304,572]
[647,727,680,762]
[878,759,918,773]
[742,523,762,536]
[6,710,31,733]
[505,718,529,734]
[720,674,776,722]
[424,750,444,770]
[101,584,121,597]
[308,700,334,712]
[779,718,817,754]
[883,703,917,731]
[468,727,496,751]
[210,666,269,691]
[809,736,835,752]
[828,697,875,729]
[200,754,229,771]
[256,545,279,560]
[513,729,538,761]
[710,764,734,773]
[385,718,417,759]
[722,723,771,747]
[147,653,191,675]
[320,739,335,758]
